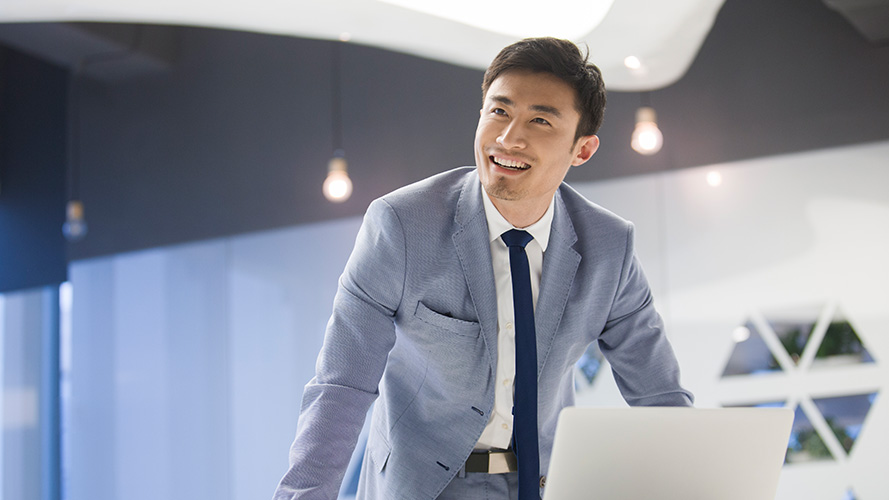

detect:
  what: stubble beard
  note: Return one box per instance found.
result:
[482,174,526,202]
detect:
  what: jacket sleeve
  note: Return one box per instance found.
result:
[597,222,694,407]
[272,199,407,500]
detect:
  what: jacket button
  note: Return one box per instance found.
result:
[539,475,546,488]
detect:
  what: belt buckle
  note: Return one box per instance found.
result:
[488,451,511,474]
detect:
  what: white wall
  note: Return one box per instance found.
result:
[63,140,889,500]
[66,216,362,500]
[574,140,889,499]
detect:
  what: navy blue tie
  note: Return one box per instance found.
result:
[501,229,539,500]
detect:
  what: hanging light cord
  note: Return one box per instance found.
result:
[330,41,344,156]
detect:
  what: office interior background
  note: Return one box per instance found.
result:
[1,0,888,498]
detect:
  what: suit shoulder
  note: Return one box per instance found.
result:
[377,167,474,212]
[559,182,632,233]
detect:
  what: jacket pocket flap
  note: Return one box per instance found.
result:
[414,301,481,338]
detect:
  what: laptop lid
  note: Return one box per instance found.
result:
[542,407,793,500]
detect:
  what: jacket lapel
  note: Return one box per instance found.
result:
[535,189,581,376]
[452,171,500,369]
[452,175,581,376]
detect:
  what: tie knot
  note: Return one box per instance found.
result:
[501,229,533,249]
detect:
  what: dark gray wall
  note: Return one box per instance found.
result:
[73,30,481,260]
[0,47,67,293]
[1,0,888,290]
[575,0,889,181]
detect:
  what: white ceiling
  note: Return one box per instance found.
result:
[0,0,726,91]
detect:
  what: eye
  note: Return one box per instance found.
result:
[532,117,551,126]
[491,107,507,116]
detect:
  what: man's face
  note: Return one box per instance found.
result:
[474,70,598,223]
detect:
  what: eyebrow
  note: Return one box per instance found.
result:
[490,95,563,119]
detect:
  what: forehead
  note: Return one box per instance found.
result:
[485,70,580,115]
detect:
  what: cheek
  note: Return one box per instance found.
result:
[476,118,501,141]
[473,133,485,158]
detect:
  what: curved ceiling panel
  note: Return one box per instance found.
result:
[0,0,725,90]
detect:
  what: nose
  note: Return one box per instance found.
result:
[496,121,527,149]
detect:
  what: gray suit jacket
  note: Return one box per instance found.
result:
[274,167,692,500]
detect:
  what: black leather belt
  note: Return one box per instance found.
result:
[463,450,519,473]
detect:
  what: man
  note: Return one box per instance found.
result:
[273,37,692,500]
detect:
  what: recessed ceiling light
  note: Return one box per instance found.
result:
[624,56,641,69]
[377,0,615,39]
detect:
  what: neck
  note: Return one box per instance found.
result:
[489,196,549,229]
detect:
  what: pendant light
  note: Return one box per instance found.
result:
[323,41,353,203]
[631,93,664,156]
[64,62,88,241]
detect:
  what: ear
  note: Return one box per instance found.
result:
[571,135,600,166]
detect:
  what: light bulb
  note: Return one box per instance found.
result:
[732,326,751,343]
[62,200,88,241]
[323,156,353,202]
[631,106,663,156]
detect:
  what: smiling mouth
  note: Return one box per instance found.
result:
[491,155,530,171]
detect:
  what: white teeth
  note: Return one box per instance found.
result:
[492,156,529,169]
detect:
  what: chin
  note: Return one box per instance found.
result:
[483,180,524,202]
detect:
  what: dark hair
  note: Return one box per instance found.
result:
[482,37,607,140]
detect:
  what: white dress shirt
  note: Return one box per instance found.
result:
[474,186,555,451]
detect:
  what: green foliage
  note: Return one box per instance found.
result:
[816,321,862,358]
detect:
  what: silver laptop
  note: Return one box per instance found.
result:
[542,407,793,500]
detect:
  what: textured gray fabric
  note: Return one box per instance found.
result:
[273,167,692,500]
[437,472,520,500]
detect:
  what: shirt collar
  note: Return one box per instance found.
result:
[481,184,555,252]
